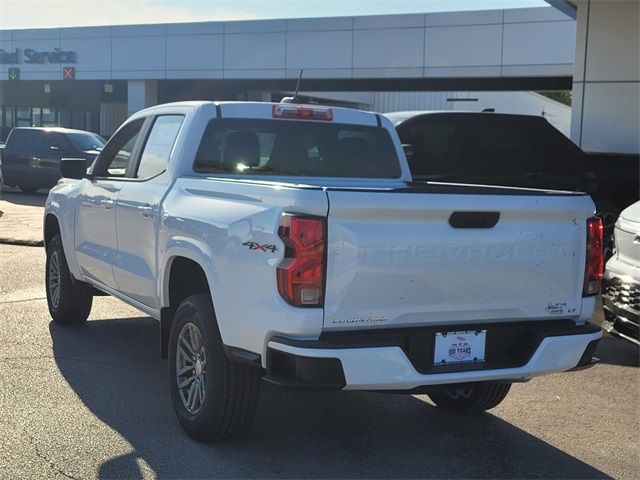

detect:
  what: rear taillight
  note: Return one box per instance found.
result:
[277,215,326,307]
[583,217,604,296]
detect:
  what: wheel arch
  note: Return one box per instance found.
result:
[44,213,61,248]
[159,240,219,358]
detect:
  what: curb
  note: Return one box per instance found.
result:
[0,238,44,247]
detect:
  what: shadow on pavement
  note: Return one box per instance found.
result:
[595,335,639,367]
[0,190,47,207]
[50,317,610,480]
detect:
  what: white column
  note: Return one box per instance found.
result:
[571,0,640,154]
[127,80,158,117]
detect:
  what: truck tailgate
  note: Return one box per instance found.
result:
[324,188,594,330]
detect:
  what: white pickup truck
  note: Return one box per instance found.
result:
[44,101,603,442]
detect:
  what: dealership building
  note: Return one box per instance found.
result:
[0,1,638,155]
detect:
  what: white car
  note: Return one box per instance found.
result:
[602,201,640,345]
[44,101,603,442]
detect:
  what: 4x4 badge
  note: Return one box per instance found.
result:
[242,241,277,253]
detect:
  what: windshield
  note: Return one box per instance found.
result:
[193,118,401,178]
[65,132,105,151]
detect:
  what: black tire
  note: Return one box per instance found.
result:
[427,382,511,413]
[46,234,93,324]
[168,294,261,442]
[18,184,39,194]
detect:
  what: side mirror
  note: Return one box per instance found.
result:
[60,158,89,180]
[402,144,414,162]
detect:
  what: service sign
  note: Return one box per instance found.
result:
[0,48,78,64]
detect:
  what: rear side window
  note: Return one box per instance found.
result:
[39,132,72,155]
[136,115,184,179]
[193,119,401,178]
[6,129,41,155]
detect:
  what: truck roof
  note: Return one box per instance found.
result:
[135,101,384,127]
[9,127,99,135]
[384,110,546,127]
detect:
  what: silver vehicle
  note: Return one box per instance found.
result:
[602,201,640,345]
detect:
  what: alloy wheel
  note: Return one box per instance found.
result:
[176,322,207,414]
[48,251,61,309]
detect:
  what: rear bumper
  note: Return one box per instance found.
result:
[265,322,602,391]
[602,271,640,345]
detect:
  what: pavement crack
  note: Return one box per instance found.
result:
[27,434,81,480]
[0,296,47,304]
[2,418,80,480]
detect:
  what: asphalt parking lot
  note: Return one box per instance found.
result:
[0,207,638,479]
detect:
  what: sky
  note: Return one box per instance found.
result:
[0,0,549,30]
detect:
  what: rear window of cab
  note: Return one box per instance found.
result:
[193,118,401,178]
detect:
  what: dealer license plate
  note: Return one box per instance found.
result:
[434,330,486,366]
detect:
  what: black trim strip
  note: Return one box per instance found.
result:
[224,345,262,367]
[271,321,601,350]
[375,113,382,127]
[215,103,222,119]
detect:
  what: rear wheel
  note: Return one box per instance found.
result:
[46,234,93,324]
[168,294,261,442]
[427,382,511,413]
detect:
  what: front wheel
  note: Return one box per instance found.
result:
[427,382,511,413]
[46,234,93,324]
[168,294,261,442]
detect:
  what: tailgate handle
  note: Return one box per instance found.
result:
[449,211,500,229]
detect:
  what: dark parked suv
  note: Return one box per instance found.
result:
[386,111,597,192]
[1,127,104,193]
[387,111,620,255]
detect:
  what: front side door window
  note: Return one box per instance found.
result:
[93,119,145,178]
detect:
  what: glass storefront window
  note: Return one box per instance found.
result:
[7,108,14,128]
[32,107,42,127]
[42,108,57,127]
[17,106,30,123]
[0,106,93,131]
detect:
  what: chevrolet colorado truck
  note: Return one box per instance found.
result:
[44,101,603,442]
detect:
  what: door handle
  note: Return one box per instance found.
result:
[100,199,115,210]
[138,204,156,218]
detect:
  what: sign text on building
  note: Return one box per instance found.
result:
[0,48,78,64]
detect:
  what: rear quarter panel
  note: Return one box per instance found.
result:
[159,177,329,360]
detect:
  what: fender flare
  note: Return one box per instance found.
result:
[44,210,82,280]
[159,235,220,309]
[159,236,222,357]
